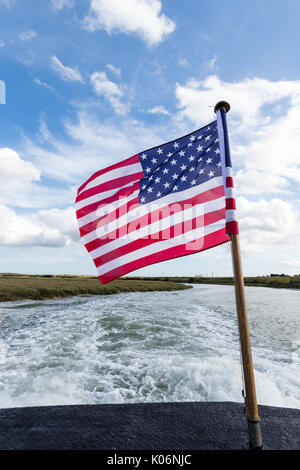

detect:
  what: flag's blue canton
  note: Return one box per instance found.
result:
[138,121,221,204]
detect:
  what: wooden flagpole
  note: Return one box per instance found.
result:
[214,101,263,450]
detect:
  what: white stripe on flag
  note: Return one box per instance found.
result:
[225,187,235,199]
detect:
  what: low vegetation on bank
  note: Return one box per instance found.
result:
[123,275,300,289]
[0,274,192,302]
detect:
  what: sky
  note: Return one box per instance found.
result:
[0,0,300,277]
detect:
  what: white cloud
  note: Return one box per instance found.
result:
[0,41,5,47]
[34,78,55,92]
[17,50,35,66]
[0,147,72,209]
[37,206,78,242]
[0,148,77,245]
[19,30,37,41]
[148,105,170,115]
[0,204,77,247]
[237,196,300,269]
[105,63,121,77]
[235,169,291,195]
[209,55,217,70]
[90,72,122,97]
[51,0,74,10]
[238,197,297,239]
[0,204,61,247]
[51,56,84,83]
[0,148,40,192]
[234,101,300,194]
[90,71,128,114]
[83,0,176,45]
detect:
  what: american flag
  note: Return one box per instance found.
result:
[75,112,238,284]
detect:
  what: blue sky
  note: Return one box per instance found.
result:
[1,0,300,277]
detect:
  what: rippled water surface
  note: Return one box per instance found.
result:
[0,284,299,409]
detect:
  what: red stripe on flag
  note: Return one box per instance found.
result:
[225,198,236,210]
[226,176,234,188]
[98,228,229,284]
[226,220,239,234]
[77,154,140,194]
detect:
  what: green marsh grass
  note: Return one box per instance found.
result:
[0,274,192,302]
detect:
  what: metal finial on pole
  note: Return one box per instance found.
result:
[215,100,263,450]
[214,100,230,114]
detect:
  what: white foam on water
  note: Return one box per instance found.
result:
[0,286,299,409]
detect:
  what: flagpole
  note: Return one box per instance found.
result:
[214,101,263,450]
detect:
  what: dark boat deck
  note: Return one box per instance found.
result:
[0,401,298,450]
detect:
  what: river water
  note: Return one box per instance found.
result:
[0,284,299,409]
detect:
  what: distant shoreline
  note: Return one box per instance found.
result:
[0,274,191,303]
[122,275,300,290]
